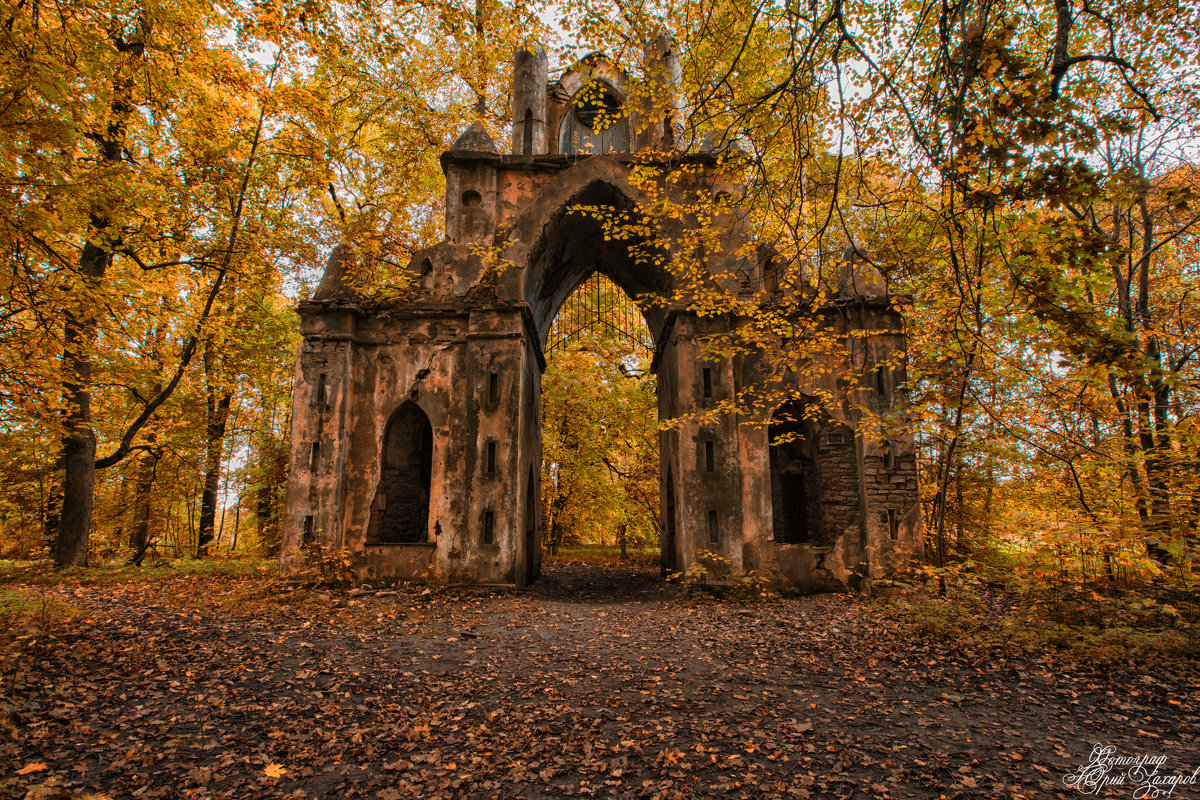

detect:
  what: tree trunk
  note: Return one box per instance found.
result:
[128,448,158,565]
[197,391,233,556]
[56,227,109,566]
[55,50,137,566]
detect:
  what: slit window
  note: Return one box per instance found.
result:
[486,441,497,474]
[702,367,713,399]
[883,445,895,470]
[705,440,715,472]
[302,515,314,545]
[875,365,887,397]
[315,373,327,408]
[708,509,719,543]
[483,510,495,545]
[886,509,900,540]
[310,441,320,471]
[488,372,499,405]
[522,108,534,154]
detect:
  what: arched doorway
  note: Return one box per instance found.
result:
[539,272,660,581]
[527,179,669,585]
[367,401,433,544]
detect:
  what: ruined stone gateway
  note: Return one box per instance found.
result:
[279,42,923,591]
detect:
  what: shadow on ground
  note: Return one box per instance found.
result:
[525,557,673,604]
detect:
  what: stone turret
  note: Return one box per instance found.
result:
[312,244,357,301]
[511,43,549,155]
[443,122,500,244]
[839,245,887,298]
[641,34,683,149]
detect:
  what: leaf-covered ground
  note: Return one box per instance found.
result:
[2,560,1197,799]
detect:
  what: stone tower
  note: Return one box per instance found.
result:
[279,44,923,591]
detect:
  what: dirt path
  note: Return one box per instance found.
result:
[2,561,1196,799]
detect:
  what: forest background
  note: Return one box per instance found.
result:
[1,0,1198,647]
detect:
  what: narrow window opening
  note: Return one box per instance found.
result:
[875,365,887,397]
[302,515,314,545]
[310,441,320,471]
[702,367,713,399]
[883,445,895,469]
[483,509,495,545]
[486,440,497,474]
[315,373,327,408]
[488,372,499,405]
[708,509,719,544]
[887,509,900,540]
[705,440,715,472]
[522,108,534,154]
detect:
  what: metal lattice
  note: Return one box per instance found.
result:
[545,274,655,356]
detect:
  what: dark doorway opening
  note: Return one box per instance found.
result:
[368,401,433,543]
[769,401,825,545]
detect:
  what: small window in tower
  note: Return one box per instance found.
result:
[483,509,495,545]
[702,367,713,399]
[522,108,534,154]
[887,509,900,540]
[310,441,320,471]
[708,509,719,543]
[488,372,499,405]
[315,373,327,408]
[883,444,895,469]
[302,515,314,545]
[705,440,715,472]
[486,441,497,474]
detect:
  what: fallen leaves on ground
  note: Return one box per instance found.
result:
[1,560,1196,799]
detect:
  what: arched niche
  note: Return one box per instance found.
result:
[367,401,434,544]
[558,80,630,155]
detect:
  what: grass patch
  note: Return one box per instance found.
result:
[884,583,1200,674]
[0,556,278,587]
[547,544,659,564]
[0,587,79,622]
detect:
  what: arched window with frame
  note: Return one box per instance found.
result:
[558,81,630,154]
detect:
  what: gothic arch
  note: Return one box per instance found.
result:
[521,177,671,342]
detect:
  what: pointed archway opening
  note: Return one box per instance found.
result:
[525,179,671,345]
[537,273,665,597]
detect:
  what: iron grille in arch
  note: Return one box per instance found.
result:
[545,274,655,356]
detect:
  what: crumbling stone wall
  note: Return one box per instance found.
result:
[278,45,924,592]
